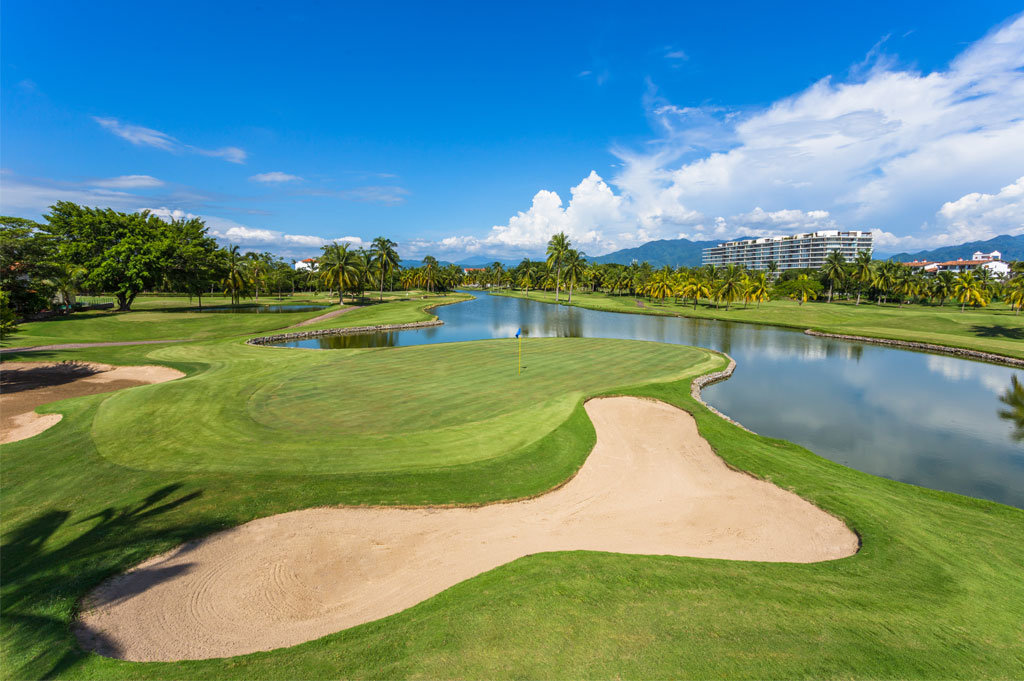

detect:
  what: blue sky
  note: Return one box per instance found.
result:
[2,1,1022,261]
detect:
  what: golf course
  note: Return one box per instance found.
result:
[2,294,1023,679]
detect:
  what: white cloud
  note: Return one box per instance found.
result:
[250,171,303,183]
[432,13,1023,260]
[91,174,164,189]
[336,185,409,204]
[93,117,248,164]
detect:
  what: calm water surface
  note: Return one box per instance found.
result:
[275,292,1024,508]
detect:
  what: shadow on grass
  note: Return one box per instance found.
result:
[970,324,1024,340]
[0,483,214,679]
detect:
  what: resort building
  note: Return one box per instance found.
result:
[294,258,318,272]
[702,230,874,270]
[902,251,1012,278]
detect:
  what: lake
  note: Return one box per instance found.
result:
[272,292,1024,508]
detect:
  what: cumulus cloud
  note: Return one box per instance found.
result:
[250,171,303,183]
[91,174,164,189]
[422,13,1023,260]
[93,117,248,164]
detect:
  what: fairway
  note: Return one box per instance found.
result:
[88,338,715,473]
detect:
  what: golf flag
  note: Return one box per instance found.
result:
[515,328,522,375]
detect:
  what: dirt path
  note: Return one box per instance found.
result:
[0,361,184,443]
[76,396,858,662]
[0,339,189,354]
[287,306,356,328]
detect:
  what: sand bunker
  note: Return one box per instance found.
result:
[0,361,184,444]
[76,396,858,662]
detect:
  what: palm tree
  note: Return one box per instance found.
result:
[715,264,746,311]
[930,271,956,307]
[747,272,770,308]
[820,250,846,303]
[893,266,918,307]
[766,261,779,282]
[319,243,360,303]
[43,262,88,314]
[247,258,268,304]
[873,261,898,305]
[1005,275,1024,314]
[221,245,247,305]
[789,274,819,305]
[370,236,401,301]
[647,267,674,303]
[680,274,710,310]
[561,250,586,303]
[421,255,439,293]
[851,250,873,305]
[953,271,986,312]
[546,232,571,302]
[998,376,1024,441]
[518,266,535,296]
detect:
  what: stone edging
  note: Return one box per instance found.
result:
[690,354,753,433]
[246,297,467,346]
[803,330,1024,368]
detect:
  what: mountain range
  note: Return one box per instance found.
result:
[884,234,1024,263]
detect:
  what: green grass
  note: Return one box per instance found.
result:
[2,299,1023,679]
[284,292,473,334]
[2,292,463,348]
[493,289,1024,360]
[88,337,714,473]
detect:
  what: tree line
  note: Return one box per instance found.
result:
[0,202,467,336]
[465,233,1024,313]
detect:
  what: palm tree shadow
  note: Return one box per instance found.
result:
[969,324,1024,340]
[0,362,103,394]
[1,483,214,679]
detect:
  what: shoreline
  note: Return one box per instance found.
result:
[689,354,753,433]
[247,296,468,346]
[490,290,1024,368]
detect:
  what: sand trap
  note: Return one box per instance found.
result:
[0,361,184,444]
[76,396,858,662]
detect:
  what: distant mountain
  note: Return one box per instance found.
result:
[588,237,753,268]
[885,234,1024,263]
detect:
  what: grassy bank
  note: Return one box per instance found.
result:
[491,289,1024,361]
[1,292,461,348]
[2,297,1022,679]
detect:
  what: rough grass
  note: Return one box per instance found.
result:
[1,299,1022,680]
[493,289,1024,360]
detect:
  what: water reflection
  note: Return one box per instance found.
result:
[999,376,1024,442]
[273,291,1023,507]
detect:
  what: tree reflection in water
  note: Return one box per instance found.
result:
[998,375,1024,441]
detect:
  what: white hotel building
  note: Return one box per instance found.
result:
[702,230,874,271]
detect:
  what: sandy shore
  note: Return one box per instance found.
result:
[76,396,857,661]
[0,361,184,444]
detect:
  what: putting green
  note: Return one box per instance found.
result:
[90,338,716,474]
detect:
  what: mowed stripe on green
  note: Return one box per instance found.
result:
[89,338,714,474]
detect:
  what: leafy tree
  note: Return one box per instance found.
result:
[0,290,18,337]
[780,274,821,305]
[42,203,166,311]
[1,216,57,316]
[160,216,222,309]
[42,263,88,314]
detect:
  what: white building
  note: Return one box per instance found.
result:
[294,258,318,272]
[903,252,1012,278]
[702,230,873,270]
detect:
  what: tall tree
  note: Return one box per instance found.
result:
[221,246,248,305]
[319,243,360,302]
[1,216,57,316]
[370,236,401,301]
[820,250,847,303]
[562,249,586,303]
[42,203,165,311]
[546,232,571,303]
[851,250,874,305]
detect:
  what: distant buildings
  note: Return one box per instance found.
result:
[462,267,486,275]
[902,250,1011,278]
[702,230,873,271]
[294,258,318,272]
